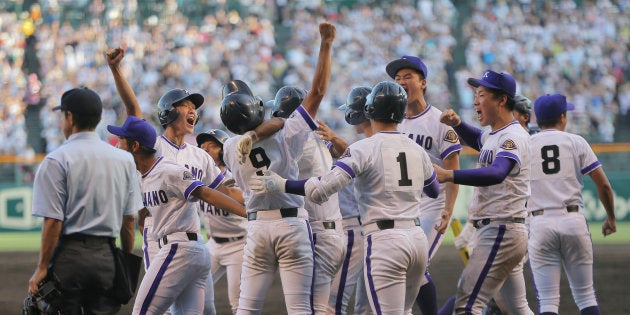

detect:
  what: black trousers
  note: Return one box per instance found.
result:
[50,235,120,315]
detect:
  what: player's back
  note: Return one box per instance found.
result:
[528,129,600,211]
[337,132,434,225]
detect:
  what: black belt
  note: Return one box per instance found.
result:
[531,205,579,217]
[61,233,115,244]
[160,232,197,247]
[375,218,421,230]
[322,221,336,229]
[247,208,298,221]
[472,217,526,229]
[213,235,245,244]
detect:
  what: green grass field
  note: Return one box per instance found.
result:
[1,221,628,252]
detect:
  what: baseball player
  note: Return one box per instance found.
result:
[105,47,248,315]
[219,22,335,314]
[266,85,346,314]
[512,94,539,135]
[250,81,440,314]
[320,86,374,315]
[528,94,616,315]
[196,129,247,314]
[434,69,532,315]
[107,116,246,314]
[386,55,462,315]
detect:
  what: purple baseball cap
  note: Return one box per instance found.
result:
[53,87,103,116]
[467,70,516,99]
[534,94,575,121]
[386,55,428,79]
[107,116,157,149]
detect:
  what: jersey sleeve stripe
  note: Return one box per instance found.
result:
[496,151,521,166]
[296,105,319,131]
[440,144,463,159]
[333,161,355,178]
[184,180,204,200]
[581,161,601,175]
[208,172,225,189]
[424,171,437,187]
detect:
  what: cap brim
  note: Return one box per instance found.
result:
[386,59,421,79]
[567,102,575,111]
[264,100,275,108]
[107,125,127,138]
[52,105,62,111]
[186,93,204,109]
[467,77,501,90]
[338,104,349,111]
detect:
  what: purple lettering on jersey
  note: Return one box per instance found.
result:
[478,149,494,166]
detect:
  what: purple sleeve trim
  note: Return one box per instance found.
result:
[296,106,319,131]
[453,121,482,151]
[423,171,440,198]
[440,144,463,159]
[333,161,356,178]
[452,157,514,187]
[496,151,521,166]
[208,172,225,189]
[582,161,601,175]
[185,180,204,200]
[285,179,308,196]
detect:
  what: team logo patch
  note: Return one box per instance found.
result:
[183,171,196,180]
[500,139,517,150]
[339,148,352,159]
[444,130,459,143]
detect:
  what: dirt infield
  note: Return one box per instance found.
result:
[3,244,628,314]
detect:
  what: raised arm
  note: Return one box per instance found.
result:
[302,22,336,118]
[315,119,349,158]
[105,45,143,118]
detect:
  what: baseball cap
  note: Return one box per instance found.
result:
[467,70,516,99]
[107,116,157,149]
[53,87,103,116]
[534,94,575,121]
[386,55,428,79]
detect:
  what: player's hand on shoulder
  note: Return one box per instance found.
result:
[319,22,336,42]
[237,131,258,164]
[440,109,461,127]
[248,170,287,194]
[105,44,126,67]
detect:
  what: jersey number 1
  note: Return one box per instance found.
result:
[396,152,413,186]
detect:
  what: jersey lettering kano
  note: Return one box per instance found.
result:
[469,121,530,220]
[140,156,204,241]
[223,105,318,212]
[199,169,247,237]
[398,105,462,213]
[334,132,435,225]
[527,129,601,211]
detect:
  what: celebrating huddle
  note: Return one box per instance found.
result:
[27,21,616,315]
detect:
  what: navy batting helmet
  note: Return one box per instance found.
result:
[269,86,307,118]
[220,89,265,135]
[222,80,254,98]
[513,93,532,115]
[364,81,407,123]
[157,89,204,127]
[338,86,371,125]
[196,129,230,147]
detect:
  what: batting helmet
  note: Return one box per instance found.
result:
[338,86,371,125]
[220,91,265,135]
[513,93,532,115]
[222,79,254,98]
[196,129,230,147]
[269,86,307,118]
[157,89,204,127]
[364,81,407,123]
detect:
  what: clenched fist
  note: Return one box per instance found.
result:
[440,109,461,127]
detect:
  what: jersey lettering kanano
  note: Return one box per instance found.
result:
[469,121,530,219]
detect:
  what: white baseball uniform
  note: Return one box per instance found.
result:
[528,129,602,313]
[141,135,225,315]
[328,180,371,315]
[298,133,346,314]
[133,157,211,315]
[455,121,531,315]
[322,131,435,314]
[223,106,316,314]
[398,105,462,279]
[200,169,247,315]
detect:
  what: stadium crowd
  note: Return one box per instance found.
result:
[0,0,629,156]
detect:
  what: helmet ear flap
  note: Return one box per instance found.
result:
[159,109,180,128]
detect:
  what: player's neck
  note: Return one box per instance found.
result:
[371,120,398,133]
[135,155,159,175]
[490,112,515,131]
[163,127,187,146]
[406,97,427,116]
